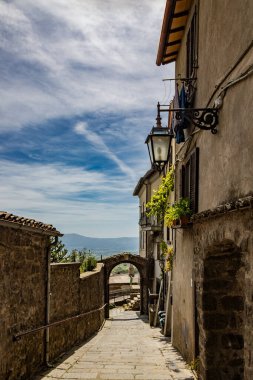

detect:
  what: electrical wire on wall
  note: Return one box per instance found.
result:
[175,40,253,163]
[160,79,174,112]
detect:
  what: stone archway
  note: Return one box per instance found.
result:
[197,240,245,380]
[101,253,150,318]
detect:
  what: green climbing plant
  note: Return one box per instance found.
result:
[160,240,168,257]
[160,241,174,272]
[146,168,174,221]
[165,247,174,272]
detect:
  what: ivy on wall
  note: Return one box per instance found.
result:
[146,168,174,221]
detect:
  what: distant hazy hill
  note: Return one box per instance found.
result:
[61,233,139,258]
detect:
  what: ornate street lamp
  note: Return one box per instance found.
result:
[145,102,174,173]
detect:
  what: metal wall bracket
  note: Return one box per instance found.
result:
[160,105,219,134]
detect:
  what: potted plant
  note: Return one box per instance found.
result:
[165,198,192,228]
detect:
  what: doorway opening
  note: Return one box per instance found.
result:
[101,253,149,318]
[109,263,140,316]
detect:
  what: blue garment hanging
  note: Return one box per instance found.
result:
[179,83,187,109]
[179,84,190,130]
[173,84,185,144]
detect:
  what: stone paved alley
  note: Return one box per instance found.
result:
[36,309,194,380]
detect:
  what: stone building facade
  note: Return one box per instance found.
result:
[155,0,253,379]
[0,212,105,380]
[133,168,163,294]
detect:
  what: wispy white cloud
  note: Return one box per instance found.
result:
[0,0,174,237]
[0,0,172,131]
[74,122,136,179]
[0,159,138,237]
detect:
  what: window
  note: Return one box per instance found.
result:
[167,226,170,243]
[181,147,199,213]
[157,243,161,261]
[139,231,145,250]
[169,146,173,167]
[141,232,145,250]
[186,10,197,78]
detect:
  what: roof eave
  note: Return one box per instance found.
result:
[156,0,177,66]
[133,168,157,196]
[0,219,63,236]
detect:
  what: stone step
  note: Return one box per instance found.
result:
[123,298,140,311]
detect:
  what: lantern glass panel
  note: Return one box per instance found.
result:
[147,137,154,164]
[152,135,170,162]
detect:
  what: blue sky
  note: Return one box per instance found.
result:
[0,0,174,237]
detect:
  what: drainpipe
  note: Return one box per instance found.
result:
[45,236,58,366]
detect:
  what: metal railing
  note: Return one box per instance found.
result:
[139,213,162,228]
[13,304,106,341]
[109,288,139,304]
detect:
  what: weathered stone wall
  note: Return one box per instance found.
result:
[0,226,48,380]
[0,225,105,380]
[193,208,253,380]
[172,229,195,362]
[170,0,253,374]
[49,263,105,361]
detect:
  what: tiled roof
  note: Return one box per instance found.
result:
[0,211,62,236]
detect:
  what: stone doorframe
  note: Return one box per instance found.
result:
[101,253,150,318]
[193,207,253,380]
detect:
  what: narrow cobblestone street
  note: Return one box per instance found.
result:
[36,309,194,380]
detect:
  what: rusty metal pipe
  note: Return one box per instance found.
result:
[13,304,106,341]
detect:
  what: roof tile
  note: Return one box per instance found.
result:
[0,211,62,236]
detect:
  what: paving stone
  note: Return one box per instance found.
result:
[36,309,194,380]
[98,375,134,380]
[62,373,98,379]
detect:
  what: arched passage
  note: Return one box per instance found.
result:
[101,253,150,318]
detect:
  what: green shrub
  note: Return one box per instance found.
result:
[81,255,97,272]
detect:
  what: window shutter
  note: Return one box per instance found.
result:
[190,147,199,213]
[186,10,197,78]
[157,243,161,260]
[186,31,190,78]
[180,165,186,198]
[169,146,173,167]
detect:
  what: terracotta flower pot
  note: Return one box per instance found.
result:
[172,219,179,227]
[180,215,191,225]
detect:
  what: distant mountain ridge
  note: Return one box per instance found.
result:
[61,233,139,257]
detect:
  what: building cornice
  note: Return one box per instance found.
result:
[192,196,253,223]
[133,168,157,196]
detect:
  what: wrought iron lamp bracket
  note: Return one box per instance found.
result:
[160,106,219,134]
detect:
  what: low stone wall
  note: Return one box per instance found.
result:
[49,263,105,361]
[0,226,48,380]
[0,225,105,380]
